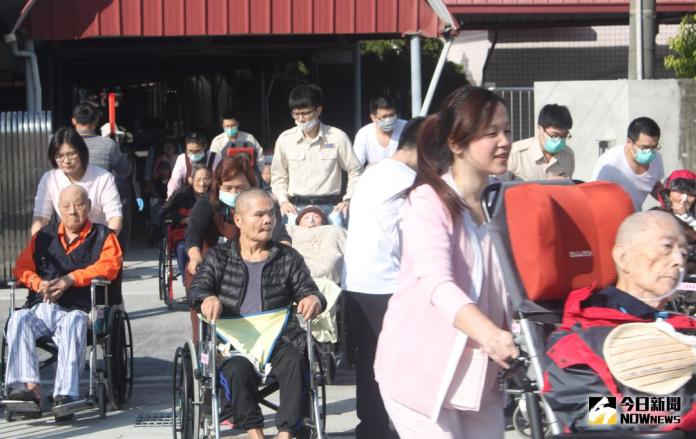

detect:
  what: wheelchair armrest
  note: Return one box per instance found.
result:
[7,279,24,314]
[91,278,111,287]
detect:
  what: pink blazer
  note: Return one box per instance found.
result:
[374,182,502,420]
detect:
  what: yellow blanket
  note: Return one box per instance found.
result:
[207,308,290,376]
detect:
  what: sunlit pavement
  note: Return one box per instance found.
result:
[0,245,524,439]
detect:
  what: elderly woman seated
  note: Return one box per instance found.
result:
[285,206,346,285]
[661,172,696,230]
[6,185,122,418]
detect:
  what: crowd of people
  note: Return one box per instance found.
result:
[4,82,696,438]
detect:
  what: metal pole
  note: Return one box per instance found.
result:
[643,0,656,79]
[420,38,454,117]
[636,0,644,80]
[409,34,422,117]
[354,41,362,135]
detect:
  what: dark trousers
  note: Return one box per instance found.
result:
[219,341,306,432]
[345,291,399,439]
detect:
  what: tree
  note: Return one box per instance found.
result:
[664,14,696,78]
[361,38,469,117]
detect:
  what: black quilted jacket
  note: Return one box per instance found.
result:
[189,239,326,351]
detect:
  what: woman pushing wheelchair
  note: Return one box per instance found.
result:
[188,188,325,439]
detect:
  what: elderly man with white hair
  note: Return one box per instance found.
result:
[543,210,696,433]
[6,184,122,419]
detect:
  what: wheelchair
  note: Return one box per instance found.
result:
[159,219,187,308]
[172,312,326,439]
[0,279,133,421]
[483,180,687,439]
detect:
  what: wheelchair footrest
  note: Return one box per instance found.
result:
[2,399,41,413]
[51,398,91,418]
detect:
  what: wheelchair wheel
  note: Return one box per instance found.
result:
[98,381,107,419]
[298,342,327,439]
[158,237,169,303]
[1,333,10,422]
[173,342,200,439]
[320,350,336,386]
[512,396,548,438]
[0,333,8,397]
[105,310,134,410]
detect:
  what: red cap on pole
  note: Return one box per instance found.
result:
[108,92,116,137]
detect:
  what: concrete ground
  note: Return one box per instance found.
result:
[0,243,526,439]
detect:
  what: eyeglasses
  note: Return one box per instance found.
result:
[55,151,79,162]
[635,143,661,151]
[543,129,572,141]
[291,109,316,119]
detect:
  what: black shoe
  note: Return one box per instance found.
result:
[6,388,42,419]
[53,395,75,422]
[7,388,40,405]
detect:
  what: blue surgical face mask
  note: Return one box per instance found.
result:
[377,116,398,133]
[224,127,238,137]
[219,190,238,208]
[543,137,566,154]
[188,152,205,162]
[633,146,657,165]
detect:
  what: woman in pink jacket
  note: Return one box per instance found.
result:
[374,87,518,438]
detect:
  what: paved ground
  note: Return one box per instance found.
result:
[0,243,526,438]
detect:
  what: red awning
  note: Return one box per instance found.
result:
[26,0,441,41]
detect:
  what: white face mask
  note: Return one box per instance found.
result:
[296,118,318,133]
[647,268,686,304]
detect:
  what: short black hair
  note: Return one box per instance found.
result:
[72,102,100,125]
[220,110,240,122]
[48,127,90,169]
[537,104,572,130]
[288,84,323,110]
[370,96,396,114]
[185,132,207,149]
[627,117,660,142]
[396,117,425,151]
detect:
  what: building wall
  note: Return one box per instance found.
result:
[450,24,681,87]
[534,79,688,210]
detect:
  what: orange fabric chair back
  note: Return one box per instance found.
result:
[504,181,634,301]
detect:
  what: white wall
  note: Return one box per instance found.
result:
[534,79,684,208]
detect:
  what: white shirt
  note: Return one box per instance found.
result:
[342,158,416,294]
[33,164,123,225]
[352,119,407,166]
[209,131,265,172]
[591,145,664,211]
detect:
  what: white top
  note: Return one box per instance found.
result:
[33,164,123,225]
[342,158,416,294]
[591,145,664,211]
[352,119,407,166]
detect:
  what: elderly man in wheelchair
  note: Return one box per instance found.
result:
[3,184,122,420]
[543,210,696,435]
[189,188,326,439]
